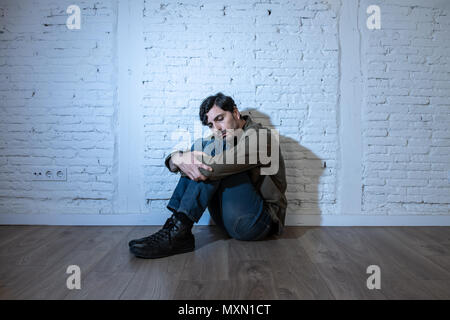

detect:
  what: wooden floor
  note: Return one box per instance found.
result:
[0,225,449,299]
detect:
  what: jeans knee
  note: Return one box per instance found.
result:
[230,228,269,241]
[224,213,271,241]
[231,231,260,241]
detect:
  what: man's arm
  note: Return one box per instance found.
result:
[197,128,278,181]
[164,137,207,175]
[164,150,184,173]
[164,147,213,181]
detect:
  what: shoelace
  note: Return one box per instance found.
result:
[145,217,179,245]
[162,217,176,229]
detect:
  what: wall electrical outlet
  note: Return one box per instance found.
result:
[32,167,67,181]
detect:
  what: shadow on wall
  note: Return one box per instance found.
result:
[236,108,325,227]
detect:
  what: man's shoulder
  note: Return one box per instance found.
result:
[243,115,275,131]
[244,121,276,138]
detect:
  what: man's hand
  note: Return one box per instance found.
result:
[172,151,213,182]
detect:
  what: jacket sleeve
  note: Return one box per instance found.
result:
[197,128,276,181]
[164,150,181,173]
[164,137,206,175]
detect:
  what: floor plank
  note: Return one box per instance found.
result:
[354,227,450,281]
[265,227,335,299]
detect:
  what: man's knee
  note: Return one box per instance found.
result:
[221,209,270,241]
[226,222,269,241]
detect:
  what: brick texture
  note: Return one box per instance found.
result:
[142,0,339,217]
[0,0,448,222]
[361,0,450,215]
[0,0,117,214]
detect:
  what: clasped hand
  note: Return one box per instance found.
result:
[172,151,213,182]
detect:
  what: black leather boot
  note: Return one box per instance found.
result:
[129,214,195,259]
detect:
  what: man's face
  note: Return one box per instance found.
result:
[206,105,242,142]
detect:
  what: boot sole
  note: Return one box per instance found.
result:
[128,240,144,247]
[130,245,195,259]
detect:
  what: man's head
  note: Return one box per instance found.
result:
[199,92,246,141]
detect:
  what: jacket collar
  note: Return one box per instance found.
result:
[242,114,259,131]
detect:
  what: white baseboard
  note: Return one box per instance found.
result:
[0,212,212,226]
[285,214,450,226]
[1,213,450,226]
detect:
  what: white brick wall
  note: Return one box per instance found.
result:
[0,0,448,225]
[360,0,450,216]
[141,0,339,219]
[0,0,117,214]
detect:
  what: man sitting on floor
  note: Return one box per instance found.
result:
[129,92,287,259]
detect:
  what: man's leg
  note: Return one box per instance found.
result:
[168,177,221,223]
[165,176,193,216]
[166,137,223,223]
[208,171,274,241]
[129,176,200,259]
[127,174,196,249]
[129,139,223,258]
[164,169,273,240]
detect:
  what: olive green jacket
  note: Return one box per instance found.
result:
[164,115,287,235]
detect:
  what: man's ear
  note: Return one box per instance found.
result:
[233,107,240,119]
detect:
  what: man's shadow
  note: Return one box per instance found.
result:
[195,109,325,248]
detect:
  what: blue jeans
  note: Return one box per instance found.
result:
[166,140,273,241]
